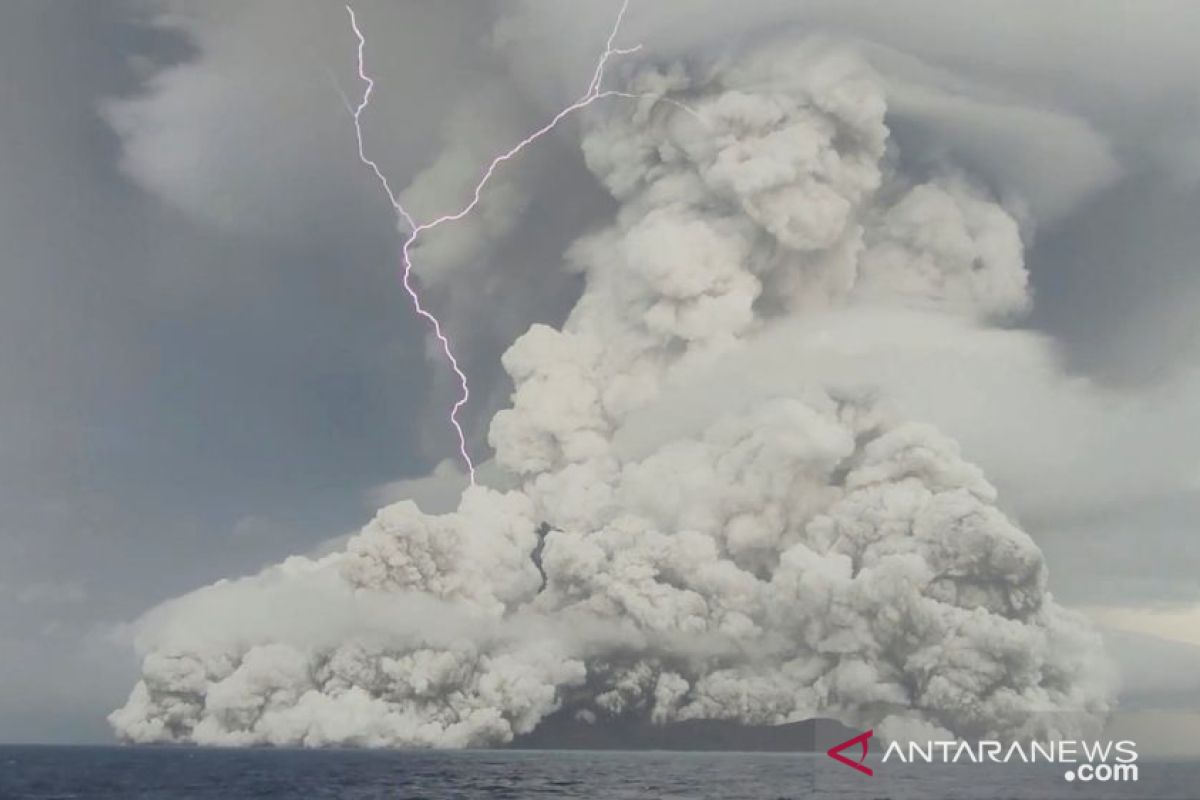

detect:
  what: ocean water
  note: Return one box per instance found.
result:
[0,746,1196,800]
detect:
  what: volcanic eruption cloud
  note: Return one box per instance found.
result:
[110,3,1116,747]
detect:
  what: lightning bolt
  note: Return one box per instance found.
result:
[346,1,695,485]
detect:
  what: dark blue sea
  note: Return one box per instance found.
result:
[0,747,1196,799]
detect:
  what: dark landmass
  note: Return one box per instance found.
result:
[509,712,861,752]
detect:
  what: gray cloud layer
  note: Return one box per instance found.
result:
[3,0,1200,744]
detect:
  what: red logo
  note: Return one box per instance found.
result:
[826,729,874,776]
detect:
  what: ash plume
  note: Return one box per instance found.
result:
[110,27,1113,748]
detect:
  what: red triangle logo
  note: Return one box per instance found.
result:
[826,729,874,776]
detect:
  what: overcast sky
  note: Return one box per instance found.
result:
[0,0,447,741]
[2,0,1200,744]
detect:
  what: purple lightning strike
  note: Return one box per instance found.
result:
[345,1,642,486]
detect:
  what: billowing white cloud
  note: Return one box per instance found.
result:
[616,310,1200,523]
[112,28,1117,748]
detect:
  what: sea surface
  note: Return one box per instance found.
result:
[0,746,1196,800]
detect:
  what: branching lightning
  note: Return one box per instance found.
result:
[345,0,695,485]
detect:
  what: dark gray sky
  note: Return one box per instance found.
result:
[2,0,1200,743]
[0,0,439,741]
